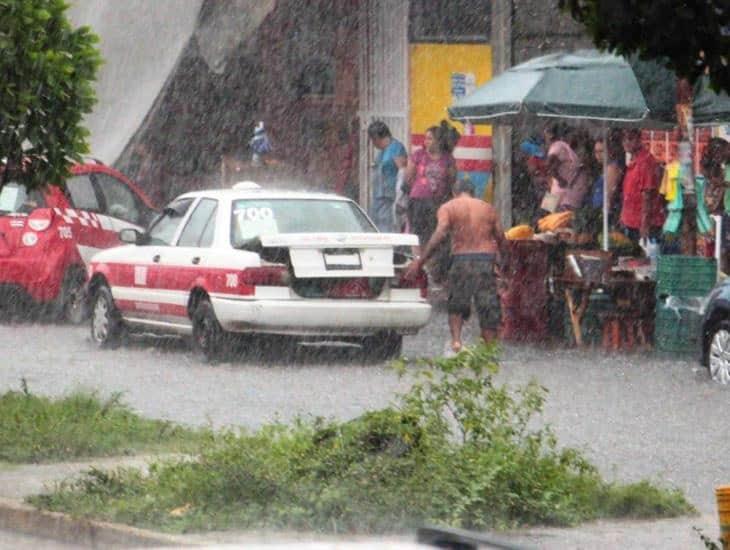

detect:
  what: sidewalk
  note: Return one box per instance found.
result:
[0,455,722,549]
[0,456,430,548]
[0,456,192,548]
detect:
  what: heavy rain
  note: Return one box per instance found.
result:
[0,1,729,548]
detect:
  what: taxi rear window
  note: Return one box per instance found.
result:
[0,183,46,214]
[231,198,375,247]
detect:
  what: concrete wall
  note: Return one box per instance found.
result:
[67,1,202,165]
[512,0,592,64]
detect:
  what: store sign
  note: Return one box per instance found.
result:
[451,72,476,102]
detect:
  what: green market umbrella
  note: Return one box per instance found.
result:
[448,50,676,126]
[448,49,730,130]
[448,49,730,250]
[693,81,730,126]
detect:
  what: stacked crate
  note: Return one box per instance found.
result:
[655,255,717,353]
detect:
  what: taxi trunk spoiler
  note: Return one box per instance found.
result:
[258,233,418,279]
[259,232,419,249]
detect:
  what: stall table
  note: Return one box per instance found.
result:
[555,276,656,349]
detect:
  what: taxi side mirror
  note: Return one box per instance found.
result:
[119,228,142,245]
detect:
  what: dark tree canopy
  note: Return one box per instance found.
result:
[0,0,102,189]
[559,0,730,94]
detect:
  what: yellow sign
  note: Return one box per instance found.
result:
[409,43,494,200]
[409,43,492,137]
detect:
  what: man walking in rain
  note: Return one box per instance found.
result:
[367,121,407,232]
[407,179,508,354]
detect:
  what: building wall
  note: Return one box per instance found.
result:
[252,0,360,191]
[512,0,592,64]
[409,43,493,199]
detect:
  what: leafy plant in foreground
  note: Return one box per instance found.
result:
[28,344,696,533]
[0,384,204,462]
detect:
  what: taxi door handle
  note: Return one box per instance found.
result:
[191,256,200,265]
[152,254,160,263]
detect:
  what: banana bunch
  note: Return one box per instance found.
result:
[505,225,534,240]
[537,211,574,232]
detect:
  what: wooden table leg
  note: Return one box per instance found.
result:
[564,288,591,347]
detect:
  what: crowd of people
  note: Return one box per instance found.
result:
[519,123,730,253]
[361,118,730,353]
[366,119,507,354]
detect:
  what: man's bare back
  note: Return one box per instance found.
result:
[437,194,503,255]
[406,182,508,352]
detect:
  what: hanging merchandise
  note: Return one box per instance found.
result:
[662,161,682,234]
[661,161,713,236]
[695,175,713,235]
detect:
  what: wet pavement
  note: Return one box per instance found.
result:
[0,305,727,548]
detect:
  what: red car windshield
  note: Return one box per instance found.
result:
[0,182,46,214]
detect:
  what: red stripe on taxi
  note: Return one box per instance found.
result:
[100,262,256,295]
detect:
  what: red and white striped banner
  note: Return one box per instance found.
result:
[411,134,492,172]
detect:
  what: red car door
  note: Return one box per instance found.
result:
[63,172,106,265]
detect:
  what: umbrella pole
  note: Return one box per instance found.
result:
[602,126,609,251]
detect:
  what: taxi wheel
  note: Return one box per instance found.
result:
[362,331,403,362]
[57,267,88,324]
[192,298,227,363]
[90,285,122,349]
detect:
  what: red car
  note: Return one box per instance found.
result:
[0,161,155,322]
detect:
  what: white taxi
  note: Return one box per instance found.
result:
[86,183,431,361]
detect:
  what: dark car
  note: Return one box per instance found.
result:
[700,279,730,383]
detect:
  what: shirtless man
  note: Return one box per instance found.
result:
[406,179,508,353]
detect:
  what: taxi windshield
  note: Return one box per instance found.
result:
[230,198,375,247]
[0,182,46,214]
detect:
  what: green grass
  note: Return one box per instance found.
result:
[24,345,697,534]
[0,383,207,462]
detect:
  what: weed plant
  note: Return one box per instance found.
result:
[29,345,695,533]
[0,381,204,462]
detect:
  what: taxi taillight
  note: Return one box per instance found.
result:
[27,208,55,231]
[393,268,428,298]
[240,265,290,287]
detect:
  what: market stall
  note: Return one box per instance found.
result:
[500,222,659,349]
[449,49,730,351]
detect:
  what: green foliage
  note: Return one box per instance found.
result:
[597,480,696,519]
[0,385,205,462]
[0,0,102,189]
[28,344,695,533]
[559,0,730,94]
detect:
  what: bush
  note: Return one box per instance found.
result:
[0,0,101,189]
[29,344,695,533]
[0,382,204,462]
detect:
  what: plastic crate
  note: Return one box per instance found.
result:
[656,255,717,299]
[654,303,703,353]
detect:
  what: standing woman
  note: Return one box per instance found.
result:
[588,129,625,227]
[542,122,590,213]
[405,122,457,256]
[367,121,407,233]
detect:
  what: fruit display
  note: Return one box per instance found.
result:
[537,211,574,232]
[505,224,534,240]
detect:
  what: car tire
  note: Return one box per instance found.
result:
[90,285,123,349]
[192,298,228,363]
[54,267,88,324]
[708,320,730,384]
[362,331,403,363]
